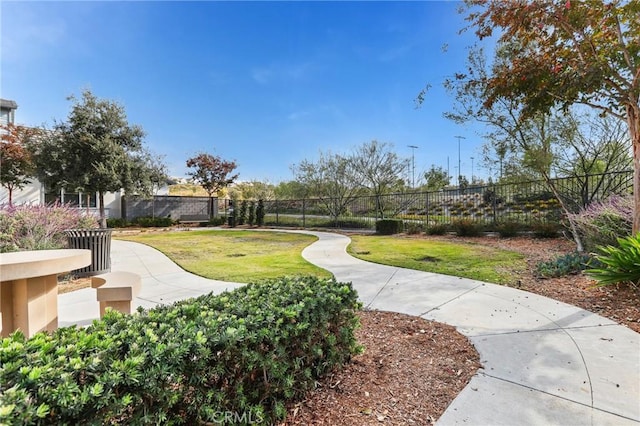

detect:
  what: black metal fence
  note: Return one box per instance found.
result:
[258,170,634,230]
[121,171,633,230]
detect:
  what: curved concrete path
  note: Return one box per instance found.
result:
[58,230,640,425]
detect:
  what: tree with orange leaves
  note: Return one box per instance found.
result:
[459,0,640,232]
[0,124,37,206]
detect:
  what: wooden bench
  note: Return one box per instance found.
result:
[91,271,142,317]
[178,214,210,224]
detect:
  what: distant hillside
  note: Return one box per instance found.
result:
[168,184,209,196]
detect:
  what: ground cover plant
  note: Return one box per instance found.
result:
[116,230,331,282]
[347,234,525,284]
[0,277,361,425]
[586,233,640,287]
[535,251,593,278]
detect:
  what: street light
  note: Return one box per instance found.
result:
[471,156,474,184]
[454,136,466,186]
[408,145,418,188]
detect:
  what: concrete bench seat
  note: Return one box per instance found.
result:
[91,271,141,317]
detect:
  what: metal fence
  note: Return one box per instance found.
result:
[121,171,633,230]
[258,170,634,230]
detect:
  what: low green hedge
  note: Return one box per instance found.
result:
[0,277,361,425]
[375,219,403,235]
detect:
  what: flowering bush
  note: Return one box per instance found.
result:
[0,203,98,252]
[568,195,633,252]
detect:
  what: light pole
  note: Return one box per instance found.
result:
[454,136,466,186]
[408,145,418,188]
[471,156,474,184]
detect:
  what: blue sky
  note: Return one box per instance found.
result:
[2,1,493,183]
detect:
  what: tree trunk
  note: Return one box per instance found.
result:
[99,191,107,228]
[628,104,640,235]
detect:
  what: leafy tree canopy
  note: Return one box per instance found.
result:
[459,0,640,231]
[28,89,164,227]
[0,124,38,205]
[422,165,450,191]
[186,152,239,197]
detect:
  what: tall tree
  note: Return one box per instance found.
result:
[0,124,37,206]
[125,150,169,198]
[423,165,450,191]
[186,152,238,218]
[292,151,363,220]
[351,140,407,218]
[461,0,640,232]
[28,90,160,227]
[274,180,308,199]
[229,180,275,201]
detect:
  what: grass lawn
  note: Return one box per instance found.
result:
[347,235,526,284]
[116,230,331,282]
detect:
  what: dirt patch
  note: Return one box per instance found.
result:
[57,276,91,294]
[281,310,480,425]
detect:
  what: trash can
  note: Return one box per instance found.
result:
[65,228,113,277]
[228,203,236,227]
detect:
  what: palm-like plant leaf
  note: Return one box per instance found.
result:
[585,234,640,287]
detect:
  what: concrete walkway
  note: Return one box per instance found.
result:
[58,230,640,425]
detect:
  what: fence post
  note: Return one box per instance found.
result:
[275,199,279,225]
[425,192,430,227]
[302,198,306,228]
[492,185,498,225]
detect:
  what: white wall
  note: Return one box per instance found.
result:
[0,179,122,219]
[0,180,43,205]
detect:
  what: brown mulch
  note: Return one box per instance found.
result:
[57,232,640,425]
[58,275,91,294]
[282,311,480,425]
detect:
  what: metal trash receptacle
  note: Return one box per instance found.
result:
[65,228,112,277]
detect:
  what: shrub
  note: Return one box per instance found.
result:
[238,200,247,225]
[451,219,481,237]
[531,221,560,238]
[0,203,98,253]
[256,199,265,226]
[375,219,403,235]
[131,216,174,228]
[586,233,640,287]
[208,216,227,226]
[248,200,256,226]
[0,276,361,425]
[568,195,633,251]
[106,218,130,228]
[426,223,449,235]
[405,222,424,235]
[535,251,593,278]
[495,221,521,238]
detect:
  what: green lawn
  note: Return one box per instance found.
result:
[116,230,331,282]
[347,235,526,284]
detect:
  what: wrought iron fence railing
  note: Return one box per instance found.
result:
[123,170,633,231]
[256,170,633,230]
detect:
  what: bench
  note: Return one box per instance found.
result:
[91,271,142,317]
[178,214,210,224]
